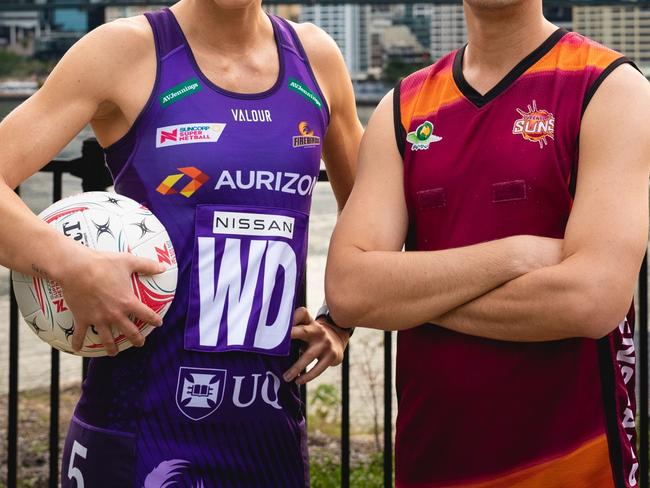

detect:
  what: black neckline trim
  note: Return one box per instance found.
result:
[453,28,569,108]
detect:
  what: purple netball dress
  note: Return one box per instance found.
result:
[60,8,328,487]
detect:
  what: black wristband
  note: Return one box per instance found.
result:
[316,304,354,337]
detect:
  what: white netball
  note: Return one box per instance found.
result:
[11,191,178,357]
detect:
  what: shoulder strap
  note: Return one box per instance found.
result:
[144,8,185,59]
[269,15,305,61]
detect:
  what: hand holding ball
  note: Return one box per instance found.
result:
[11,192,178,357]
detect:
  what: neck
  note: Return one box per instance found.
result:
[463,1,556,75]
[172,0,270,54]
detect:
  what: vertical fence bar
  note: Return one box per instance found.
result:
[49,350,60,487]
[7,186,20,487]
[341,347,350,488]
[639,253,648,488]
[383,331,393,488]
[298,275,308,420]
[49,171,63,488]
[82,357,90,381]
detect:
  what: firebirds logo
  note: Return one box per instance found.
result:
[512,100,555,148]
[292,121,321,148]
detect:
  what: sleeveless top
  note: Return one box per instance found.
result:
[74,8,328,486]
[395,29,639,487]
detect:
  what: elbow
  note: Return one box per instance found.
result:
[325,277,365,329]
[569,284,633,340]
[325,262,373,329]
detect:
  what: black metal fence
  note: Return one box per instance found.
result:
[2,141,649,488]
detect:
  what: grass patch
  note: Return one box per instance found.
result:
[311,452,386,488]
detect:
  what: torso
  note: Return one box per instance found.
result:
[395,30,638,488]
[62,8,329,487]
[90,11,331,149]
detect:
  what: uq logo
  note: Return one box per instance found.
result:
[185,207,306,355]
[176,367,227,421]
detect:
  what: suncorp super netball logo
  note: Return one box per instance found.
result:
[156,123,226,148]
[512,100,555,148]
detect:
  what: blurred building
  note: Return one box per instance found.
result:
[0,11,41,54]
[574,6,650,73]
[51,7,86,33]
[265,5,302,23]
[545,6,573,30]
[299,5,371,78]
[106,6,166,22]
[429,5,467,61]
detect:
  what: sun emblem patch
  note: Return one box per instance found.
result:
[406,121,442,151]
[512,100,555,148]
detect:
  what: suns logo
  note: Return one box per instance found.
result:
[512,100,555,148]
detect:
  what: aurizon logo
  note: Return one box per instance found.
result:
[156,167,210,198]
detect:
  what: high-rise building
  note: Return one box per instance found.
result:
[299,5,371,77]
[545,6,573,30]
[429,5,466,61]
[573,6,650,74]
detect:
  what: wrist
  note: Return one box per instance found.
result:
[48,236,95,285]
[507,236,537,276]
[316,304,354,339]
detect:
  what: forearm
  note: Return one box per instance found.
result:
[0,177,85,281]
[326,236,538,330]
[434,257,634,341]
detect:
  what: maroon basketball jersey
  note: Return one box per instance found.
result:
[395,29,638,487]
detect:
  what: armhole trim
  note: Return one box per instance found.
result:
[570,57,639,197]
[581,57,638,115]
[104,13,161,178]
[277,16,331,126]
[394,80,406,157]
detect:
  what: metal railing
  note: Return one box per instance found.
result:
[2,140,649,487]
[3,139,394,488]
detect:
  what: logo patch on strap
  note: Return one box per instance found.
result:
[288,78,323,109]
[159,78,203,107]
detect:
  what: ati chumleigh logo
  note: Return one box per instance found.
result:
[406,121,442,151]
[156,167,210,198]
[288,78,323,109]
[292,121,321,148]
[156,123,226,148]
[159,78,203,107]
[512,100,555,148]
